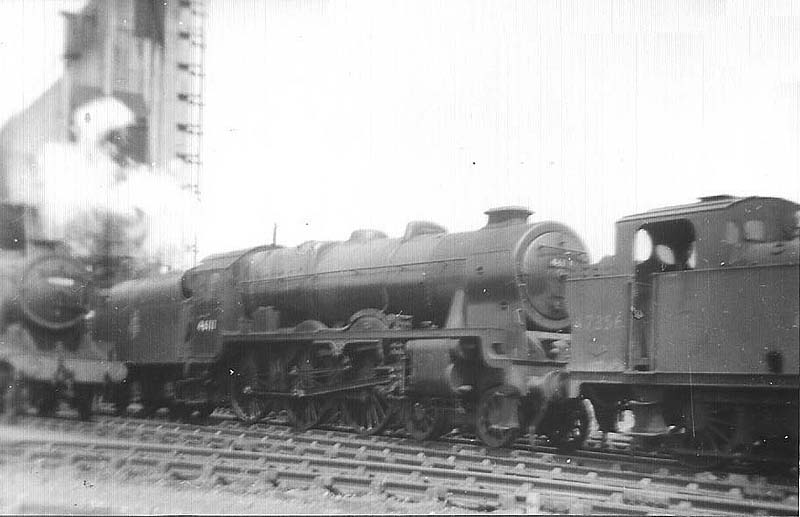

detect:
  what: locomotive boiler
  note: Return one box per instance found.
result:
[238,208,579,333]
[0,202,127,419]
[567,195,799,467]
[105,207,590,447]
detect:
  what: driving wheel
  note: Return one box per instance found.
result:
[289,397,326,431]
[403,398,448,441]
[344,388,393,436]
[230,353,269,424]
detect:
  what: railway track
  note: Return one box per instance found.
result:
[4,414,797,515]
[217,407,799,477]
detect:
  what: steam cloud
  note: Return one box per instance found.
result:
[23,96,198,277]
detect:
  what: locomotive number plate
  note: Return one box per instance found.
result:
[196,319,217,332]
[575,313,624,331]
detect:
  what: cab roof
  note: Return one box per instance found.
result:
[192,245,278,273]
[617,195,797,223]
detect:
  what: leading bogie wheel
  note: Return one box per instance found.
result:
[475,385,521,448]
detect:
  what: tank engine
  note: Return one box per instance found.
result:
[0,202,127,419]
[101,207,590,447]
[567,195,799,467]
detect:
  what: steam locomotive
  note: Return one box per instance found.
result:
[567,195,799,466]
[96,207,590,447]
[92,194,798,464]
[0,202,127,419]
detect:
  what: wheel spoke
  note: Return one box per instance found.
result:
[231,354,268,424]
[676,405,740,468]
[346,389,392,436]
[290,398,324,431]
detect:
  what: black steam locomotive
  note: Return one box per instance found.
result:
[0,202,127,419]
[96,207,590,447]
[567,195,799,466]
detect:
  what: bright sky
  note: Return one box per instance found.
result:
[2,0,799,261]
[0,1,79,124]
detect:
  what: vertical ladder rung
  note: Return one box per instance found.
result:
[176,62,204,76]
[176,92,203,105]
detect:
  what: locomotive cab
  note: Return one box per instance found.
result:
[568,195,799,462]
[629,219,697,370]
[181,244,282,359]
[571,195,800,376]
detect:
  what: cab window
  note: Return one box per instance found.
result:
[209,272,221,294]
[193,273,208,297]
[686,241,697,269]
[634,229,653,263]
[723,221,740,244]
[743,220,766,242]
[794,210,800,238]
[634,219,696,272]
[654,244,675,265]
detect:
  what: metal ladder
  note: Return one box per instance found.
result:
[174,0,205,266]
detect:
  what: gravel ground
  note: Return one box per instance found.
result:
[0,423,469,515]
[0,463,466,515]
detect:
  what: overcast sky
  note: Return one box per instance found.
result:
[2,0,799,261]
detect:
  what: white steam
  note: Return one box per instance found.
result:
[27,96,197,273]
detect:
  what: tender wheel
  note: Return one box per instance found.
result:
[230,353,268,424]
[288,397,326,431]
[139,381,163,418]
[168,401,191,422]
[344,388,393,436]
[114,383,131,417]
[677,404,739,469]
[475,385,521,448]
[403,399,448,441]
[547,399,590,451]
[196,402,215,420]
[0,369,26,421]
[35,384,59,417]
[73,385,94,420]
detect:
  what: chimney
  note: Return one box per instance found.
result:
[484,206,533,228]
